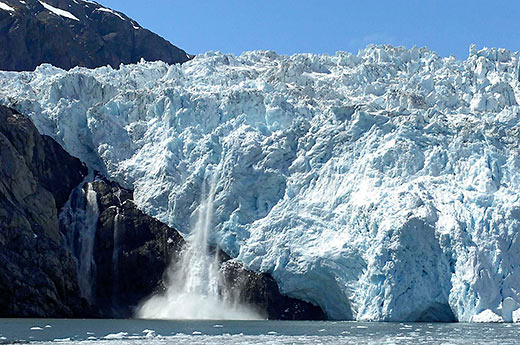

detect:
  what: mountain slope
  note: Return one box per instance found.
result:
[1,45,519,322]
[0,0,190,71]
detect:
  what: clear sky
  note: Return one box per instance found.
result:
[100,0,519,59]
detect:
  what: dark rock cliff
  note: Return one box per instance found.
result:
[0,0,190,71]
[89,178,184,317]
[220,260,325,320]
[0,105,88,317]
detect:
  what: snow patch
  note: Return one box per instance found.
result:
[95,7,125,21]
[39,1,79,21]
[0,1,15,11]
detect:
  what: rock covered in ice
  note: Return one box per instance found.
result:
[1,45,520,321]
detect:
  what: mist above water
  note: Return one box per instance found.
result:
[136,170,263,320]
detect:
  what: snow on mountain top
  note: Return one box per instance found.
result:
[94,7,124,21]
[0,1,15,11]
[39,0,79,21]
[1,45,520,321]
[93,6,140,29]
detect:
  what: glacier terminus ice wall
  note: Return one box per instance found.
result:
[1,44,520,322]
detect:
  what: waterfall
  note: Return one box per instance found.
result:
[136,169,262,320]
[112,208,121,309]
[59,174,99,303]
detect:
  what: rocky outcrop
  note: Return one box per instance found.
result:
[220,260,326,320]
[0,105,88,317]
[88,177,184,317]
[0,0,190,71]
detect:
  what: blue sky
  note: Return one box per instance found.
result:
[101,0,519,59]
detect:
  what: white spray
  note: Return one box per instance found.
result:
[136,168,262,320]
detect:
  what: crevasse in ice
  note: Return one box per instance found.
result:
[1,44,520,321]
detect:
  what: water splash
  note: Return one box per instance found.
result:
[136,170,262,320]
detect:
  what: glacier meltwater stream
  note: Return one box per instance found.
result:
[136,169,262,320]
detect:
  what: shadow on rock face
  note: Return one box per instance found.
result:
[219,259,326,320]
[83,177,184,318]
[0,105,89,317]
[412,303,457,322]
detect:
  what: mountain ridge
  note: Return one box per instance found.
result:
[0,0,190,71]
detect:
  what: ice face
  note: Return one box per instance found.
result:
[1,45,519,321]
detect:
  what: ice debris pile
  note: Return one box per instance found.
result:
[1,44,520,322]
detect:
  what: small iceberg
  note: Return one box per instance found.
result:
[472,310,504,323]
[104,332,128,339]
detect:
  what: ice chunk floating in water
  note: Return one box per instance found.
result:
[136,167,262,320]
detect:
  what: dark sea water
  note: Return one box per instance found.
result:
[1,319,519,344]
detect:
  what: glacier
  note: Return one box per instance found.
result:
[1,44,520,321]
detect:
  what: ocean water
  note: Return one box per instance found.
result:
[1,319,519,344]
